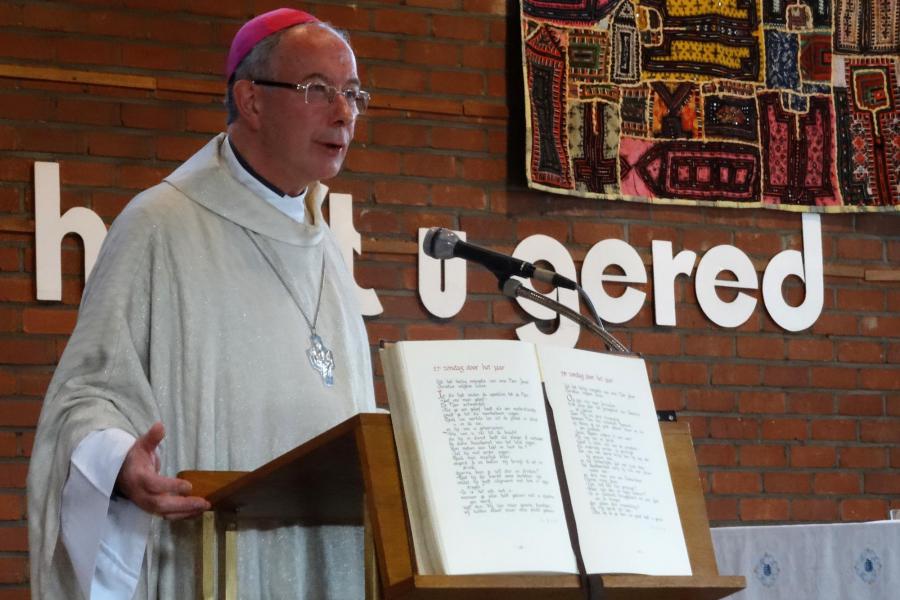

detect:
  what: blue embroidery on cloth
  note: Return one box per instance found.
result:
[855,548,882,584]
[754,552,781,587]
[765,30,800,91]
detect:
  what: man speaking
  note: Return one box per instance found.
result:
[28,8,375,598]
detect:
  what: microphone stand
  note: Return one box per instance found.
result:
[500,278,630,354]
[502,277,621,600]
[500,275,674,600]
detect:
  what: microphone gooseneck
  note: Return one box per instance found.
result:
[422,227,577,290]
[424,227,628,354]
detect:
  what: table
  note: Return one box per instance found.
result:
[711,520,900,599]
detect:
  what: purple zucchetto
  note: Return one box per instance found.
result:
[226,8,319,80]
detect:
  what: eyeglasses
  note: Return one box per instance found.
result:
[252,79,370,114]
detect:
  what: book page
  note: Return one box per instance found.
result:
[536,346,692,576]
[380,345,439,573]
[384,340,577,575]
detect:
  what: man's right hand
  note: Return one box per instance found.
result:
[115,422,211,520]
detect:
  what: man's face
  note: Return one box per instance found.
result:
[255,26,359,192]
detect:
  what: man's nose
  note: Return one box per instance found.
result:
[331,92,356,122]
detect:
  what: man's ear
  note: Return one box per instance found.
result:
[233,80,262,130]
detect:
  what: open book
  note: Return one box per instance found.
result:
[381,339,691,577]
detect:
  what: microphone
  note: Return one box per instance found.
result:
[422,227,577,290]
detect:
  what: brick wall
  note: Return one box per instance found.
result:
[0,0,898,595]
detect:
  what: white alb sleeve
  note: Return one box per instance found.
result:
[61,428,152,600]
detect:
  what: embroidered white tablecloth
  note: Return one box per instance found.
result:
[712,521,900,599]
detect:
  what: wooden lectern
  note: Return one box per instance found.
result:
[180,413,744,600]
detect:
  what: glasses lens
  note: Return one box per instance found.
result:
[305,83,332,105]
[354,90,370,114]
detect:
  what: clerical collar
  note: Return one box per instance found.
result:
[227,137,285,196]
[222,135,307,224]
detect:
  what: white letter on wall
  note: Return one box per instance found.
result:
[418,228,467,318]
[695,245,758,328]
[512,235,579,348]
[762,213,824,331]
[35,161,107,301]
[327,193,383,316]
[652,240,697,326]
[581,239,647,324]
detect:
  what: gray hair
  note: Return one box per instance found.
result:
[224,22,350,124]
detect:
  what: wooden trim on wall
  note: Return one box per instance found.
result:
[0,63,158,91]
[865,270,900,282]
[0,63,508,121]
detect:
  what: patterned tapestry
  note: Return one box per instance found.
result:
[520,0,900,212]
